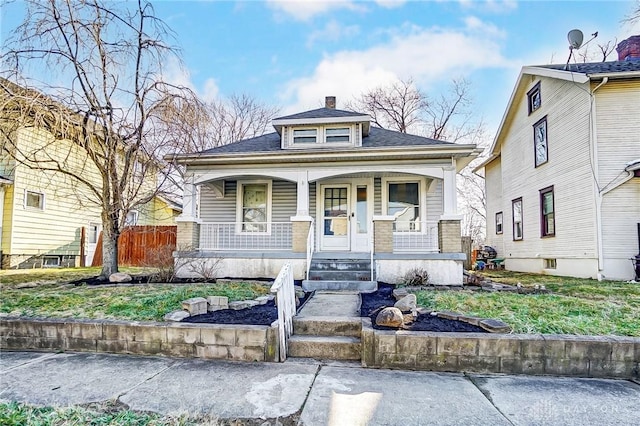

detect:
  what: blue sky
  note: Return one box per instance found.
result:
[2,0,639,139]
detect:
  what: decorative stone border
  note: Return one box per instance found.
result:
[0,317,279,362]
[361,318,640,379]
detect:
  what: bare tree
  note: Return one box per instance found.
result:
[576,39,617,63]
[1,0,199,278]
[348,77,489,243]
[345,78,426,133]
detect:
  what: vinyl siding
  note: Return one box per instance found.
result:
[493,76,598,264]
[484,157,504,255]
[595,80,640,278]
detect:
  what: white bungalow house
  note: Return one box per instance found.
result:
[476,36,640,281]
[171,97,481,288]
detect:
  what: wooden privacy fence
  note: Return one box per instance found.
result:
[91,225,177,267]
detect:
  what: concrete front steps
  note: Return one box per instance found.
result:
[288,316,362,361]
[302,257,377,293]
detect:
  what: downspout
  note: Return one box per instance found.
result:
[591,77,608,280]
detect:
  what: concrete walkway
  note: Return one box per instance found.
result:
[2,351,640,425]
[297,291,360,318]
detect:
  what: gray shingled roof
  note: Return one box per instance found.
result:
[535,60,640,75]
[274,107,367,120]
[200,126,452,155]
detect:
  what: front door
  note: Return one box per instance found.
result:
[319,181,371,252]
[320,185,350,251]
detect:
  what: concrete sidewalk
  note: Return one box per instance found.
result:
[1,351,639,425]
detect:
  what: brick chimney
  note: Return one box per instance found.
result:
[616,35,640,61]
[325,96,336,109]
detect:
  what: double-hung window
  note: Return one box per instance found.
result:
[540,186,555,237]
[293,129,317,144]
[386,181,420,231]
[495,212,503,234]
[237,181,271,232]
[512,198,523,241]
[325,127,350,143]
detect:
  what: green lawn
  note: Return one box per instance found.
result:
[415,270,640,336]
[0,401,210,426]
[0,269,270,321]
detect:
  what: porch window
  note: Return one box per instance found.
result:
[540,186,555,237]
[325,127,350,143]
[512,197,523,241]
[238,181,271,232]
[293,128,317,144]
[388,182,419,231]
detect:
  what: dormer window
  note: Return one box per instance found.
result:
[293,128,317,144]
[326,127,350,143]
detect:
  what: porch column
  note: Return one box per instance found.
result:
[373,216,395,253]
[176,179,201,249]
[441,167,460,219]
[296,171,310,216]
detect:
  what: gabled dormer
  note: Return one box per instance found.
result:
[272,96,371,149]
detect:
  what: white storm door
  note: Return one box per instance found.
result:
[320,185,350,251]
[351,183,372,252]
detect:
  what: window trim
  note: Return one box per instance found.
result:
[495,211,503,235]
[324,126,351,144]
[533,116,548,167]
[512,197,523,241]
[24,190,45,210]
[292,127,318,144]
[527,82,541,114]
[540,186,555,238]
[381,176,426,233]
[235,179,273,234]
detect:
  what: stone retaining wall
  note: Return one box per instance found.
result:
[361,319,640,379]
[0,317,279,362]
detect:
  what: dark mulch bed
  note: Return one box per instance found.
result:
[361,283,487,333]
[69,275,222,286]
[183,300,278,326]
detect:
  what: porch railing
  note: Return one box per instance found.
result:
[306,220,315,281]
[270,263,295,362]
[393,220,439,252]
[199,222,292,251]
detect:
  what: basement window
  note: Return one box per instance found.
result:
[42,256,61,268]
[544,258,557,269]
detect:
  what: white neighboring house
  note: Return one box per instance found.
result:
[476,36,640,281]
[170,97,481,287]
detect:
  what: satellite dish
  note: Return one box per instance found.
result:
[567,29,584,50]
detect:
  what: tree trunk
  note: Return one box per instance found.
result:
[100,217,119,278]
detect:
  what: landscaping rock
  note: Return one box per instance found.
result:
[109,272,132,283]
[394,294,417,312]
[181,297,208,315]
[457,315,482,326]
[229,300,259,310]
[255,296,271,305]
[375,307,404,328]
[164,310,190,322]
[207,296,229,312]
[392,288,409,301]
[479,318,512,333]
[437,311,462,321]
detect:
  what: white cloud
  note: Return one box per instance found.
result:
[375,0,406,8]
[266,0,364,21]
[307,19,360,47]
[458,0,518,13]
[280,18,512,112]
[162,58,220,102]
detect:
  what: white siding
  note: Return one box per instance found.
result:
[596,81,640,280]
[484,157,505,256]
[488,75,600,277]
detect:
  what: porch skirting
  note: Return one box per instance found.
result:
[174,251,465,285]
[174,251,306,280]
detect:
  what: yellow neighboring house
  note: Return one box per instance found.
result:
[0,82,181,269]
